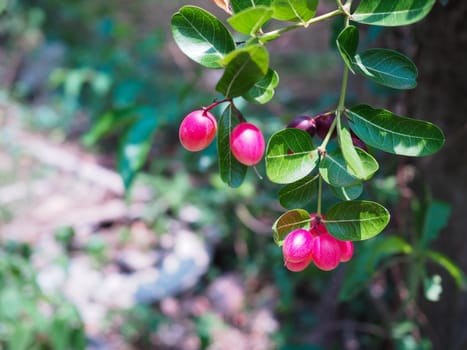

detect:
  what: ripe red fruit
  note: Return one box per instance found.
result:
[282,229,314,264]
[287,115,316,136]
[352,137,368,151]
[284,258,312,272]
[230,122,265,166]
[311,233,342,271]
[337,240,354,262]
[314,113,336,140]
[179,110,217,152]
[309,213,327,235]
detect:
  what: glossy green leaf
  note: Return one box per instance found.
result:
[352,0,436,27]
[243,69,279,104]
[319,150,360,187]
[278,174,319,209]
[171,6,236,68]
[217,105,248,187]
[340,236,412,300]
[336,25,359,73]
[228,6,274,35]
[347,105,445,156]
[232,0,273,13]
[272,209,311,246]
[330,183,363,201]
[354,49,418,89]
[337,116,366,178]
[266,128,318,184]
[319,147,378,187]
[324,200,390,241]
[426,250,467,290]
[272,0,318,22]
[421,201,451,247]
[216,45,269,97]
[118,109,158,189]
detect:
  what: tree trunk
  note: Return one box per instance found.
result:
[408,1,467,349]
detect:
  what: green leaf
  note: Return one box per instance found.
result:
[272,0,319,22]
[272,209,311,246]
[217,105,248,187]
[330,183,363,201]
[337,117,366,178]
[82,107,136,146]
[324,200,390,241]
[278,174,319,209]
[319,150,359,187]
[319,147,378,187]
[243,69,279,104]
[171,6,236,68]
[216,45,269,97]
[352,0,436,27]
[340,236,412,300]
[421,201,451,248]
[228,6,274,35]
[336,25,359,73]
[353,49,418,89]
[425,250,467,290]
[266,128,319,184]
[347,104,445,157]
[232,0,273,13]
[118,108,158,189]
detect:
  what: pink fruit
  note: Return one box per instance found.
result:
[179,110,217,152]
[337,240,354,262]
[350,130,368,151]
[230,122,265,166]
[282,229,314,264]
[310,213,328,236]
[352,137,368,151]
[284,258,312,272]
[314,114,336,140]
[311,233,342,271]
[287,115,316,136]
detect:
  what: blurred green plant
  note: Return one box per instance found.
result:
[0,242,86,350]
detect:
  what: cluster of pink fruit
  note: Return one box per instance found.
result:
[179,109,265,166]
[287,114,367,151]
[283,214,354,272]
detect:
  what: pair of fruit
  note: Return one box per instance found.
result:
[179,109,265,166]
[282,215,354,272]
[287,114,367,151]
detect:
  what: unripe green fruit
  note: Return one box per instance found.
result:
[230,122,265,166]
[179,110,217,152]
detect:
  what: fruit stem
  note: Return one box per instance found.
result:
[258,9,344,42]
[317,175,323,216]
[253,165,264,180]
[336,0,352,18]
[318,116,338,152]
[229,100,246,122]
[203,98,232,113]
[316,9,352,217]
[318,34,350,153]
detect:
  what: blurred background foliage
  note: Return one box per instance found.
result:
[0,0,465,349]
